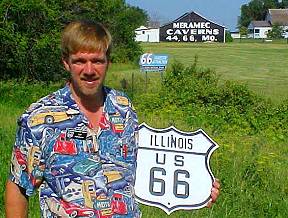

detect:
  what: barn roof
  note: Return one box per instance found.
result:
[160,11,225,29]
[268,9,288,25]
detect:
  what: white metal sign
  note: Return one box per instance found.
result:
[134,123,219,215]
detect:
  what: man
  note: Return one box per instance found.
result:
[5,20,220,217]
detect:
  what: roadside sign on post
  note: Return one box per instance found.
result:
[139,53,169,72]
[139,53,169,91]
[135,123,219,215]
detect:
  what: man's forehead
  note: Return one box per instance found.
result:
[70,51,107,59]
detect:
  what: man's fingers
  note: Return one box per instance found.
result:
[213,179,221,189]
[211,187,220,202]
[206,178,221,208]
[206,200,212,208]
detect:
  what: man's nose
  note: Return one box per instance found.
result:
[83,61,94,74]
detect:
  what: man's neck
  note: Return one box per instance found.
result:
[69,84,104,128]
[69,84,104,113]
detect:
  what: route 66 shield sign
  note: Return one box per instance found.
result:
[134,123,219,215]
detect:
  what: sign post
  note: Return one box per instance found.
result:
[135,123,219,215]
[139,53,169,91]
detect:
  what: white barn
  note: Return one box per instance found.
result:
[135,26,159,42]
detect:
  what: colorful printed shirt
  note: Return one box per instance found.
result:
[9,84,141,218]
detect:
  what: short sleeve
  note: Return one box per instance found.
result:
[9,117,45,196]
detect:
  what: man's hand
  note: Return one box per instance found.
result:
[206,178,220,208]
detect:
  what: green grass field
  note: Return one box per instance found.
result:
[0,41,287,217]
[139,42,288,103]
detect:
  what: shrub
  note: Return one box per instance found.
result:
[225,31,234,42]
[136,60,288,136]
[267,24,284,39]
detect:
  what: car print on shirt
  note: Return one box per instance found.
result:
[30,163,45,187]
[109,112,124,133]
[103,167,133,191]
[103,170,122,184]
[115,96,129,106]
[27,146,41,174]
[28,107,79,127]
[94,195,113,218]
[45,197,70,217]
[111,193,128,215]
[99,112,110,130]
[53,133,77,155]
[14,148,27,170]
[45,197,95,217]
[72,158,102,177]
[10,148,27,179]
[82,180,97,208]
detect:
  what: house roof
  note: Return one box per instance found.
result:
[135,26,148,31]
[268,9,288,25]
[135,26,159,31]
[250,21,271,28]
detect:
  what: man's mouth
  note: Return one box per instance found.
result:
[81,77,99,87]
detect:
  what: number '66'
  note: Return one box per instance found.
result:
[149,167,190,199]
[140,53,153,65]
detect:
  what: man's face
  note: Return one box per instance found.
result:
[63,51,108,99]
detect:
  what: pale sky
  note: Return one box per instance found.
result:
[126,0,251,31]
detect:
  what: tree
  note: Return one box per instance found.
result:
[0,0,148,81]
[108,6,148,63]
[267,24,284,38]
[240,26,248,38]
[225,31,234,42]
[239,4,252,28]
[238,0,279,28]
[0,0,62,81]
[279,0,288,8]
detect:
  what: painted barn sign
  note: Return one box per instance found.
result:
[160,11,225,43]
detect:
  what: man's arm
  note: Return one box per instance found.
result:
[5,180,29,218]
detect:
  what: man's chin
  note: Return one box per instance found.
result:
[70,82,103,100]
[81,90,98,98]
[80,86,103,98]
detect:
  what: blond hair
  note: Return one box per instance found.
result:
[61,20,112,60]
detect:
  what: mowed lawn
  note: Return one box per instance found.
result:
[140,42,288,103]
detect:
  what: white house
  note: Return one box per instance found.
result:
[248,21,272,38]
[248,9,288,38]
[230,31,241,39]
[135,26,160,42]
[266,9,288,38]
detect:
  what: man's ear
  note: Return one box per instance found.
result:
[62,58,70,71]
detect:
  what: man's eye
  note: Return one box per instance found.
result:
[93,60,106,64]
[75,60,85,65]
[71,60,83,65]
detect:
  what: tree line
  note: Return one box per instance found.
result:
[238,0,288,37]
[0,0,148,81]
